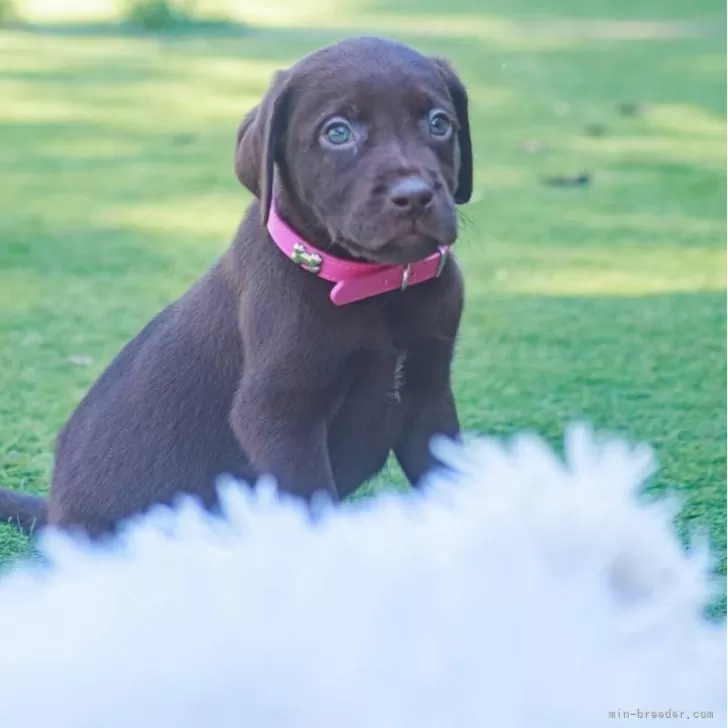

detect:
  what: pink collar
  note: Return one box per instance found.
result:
[266,203,450,306]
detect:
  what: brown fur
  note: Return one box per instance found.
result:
[0,36,473,538]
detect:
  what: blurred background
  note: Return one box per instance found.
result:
[0,0,725,608]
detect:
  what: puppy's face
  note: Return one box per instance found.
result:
[236,37,473,265]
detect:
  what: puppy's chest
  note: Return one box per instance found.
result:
[376,347,409,407]
[387,352,408,405]
[343,348,409,410]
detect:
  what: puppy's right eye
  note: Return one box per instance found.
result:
[321,118,354,147]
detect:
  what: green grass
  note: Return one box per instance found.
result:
[0,0,725,608]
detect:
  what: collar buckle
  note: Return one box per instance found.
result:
[435,246,449,277]
[400,264,413,291]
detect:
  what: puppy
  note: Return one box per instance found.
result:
[0,36,473,537]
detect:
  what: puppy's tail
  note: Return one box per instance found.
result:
[0,487,48,534]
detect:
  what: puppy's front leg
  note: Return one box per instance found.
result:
[394,339,460,488]
[229,283,355,501]
[230,366,339,501]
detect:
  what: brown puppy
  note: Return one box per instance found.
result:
[0,36,473,537]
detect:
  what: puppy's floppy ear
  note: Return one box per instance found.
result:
[431,57,473,205]
[234,70,292,225]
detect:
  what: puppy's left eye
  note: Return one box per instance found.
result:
[428,111,453,139]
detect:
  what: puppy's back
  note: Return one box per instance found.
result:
[49,261,251,534]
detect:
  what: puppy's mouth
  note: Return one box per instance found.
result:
[343,225,453,266]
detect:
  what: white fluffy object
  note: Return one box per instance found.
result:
[0,424,725,727]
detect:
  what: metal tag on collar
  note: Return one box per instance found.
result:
[291,242,323,274]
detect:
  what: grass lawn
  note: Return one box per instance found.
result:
[1,0,725,607]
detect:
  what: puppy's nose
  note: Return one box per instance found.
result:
[388,176,434,217]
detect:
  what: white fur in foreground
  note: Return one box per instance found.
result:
[0,425,724,727]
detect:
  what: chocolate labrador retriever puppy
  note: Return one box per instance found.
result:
[0,36,473,536]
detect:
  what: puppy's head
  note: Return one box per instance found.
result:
[235,36,473,265]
